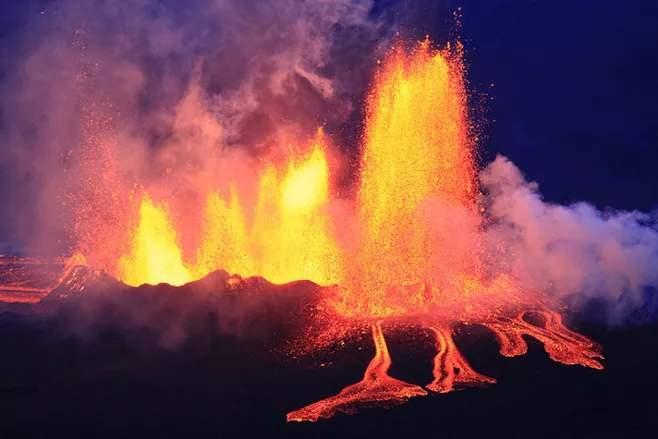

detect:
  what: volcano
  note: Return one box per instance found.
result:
[2,31,658,438]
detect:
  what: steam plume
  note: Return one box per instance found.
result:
[481,156,658,322]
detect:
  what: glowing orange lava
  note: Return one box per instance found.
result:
[426,325,496,393]
[0,253,88,303]
[485,309,604,369]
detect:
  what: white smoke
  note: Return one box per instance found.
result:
[481,155,658,321]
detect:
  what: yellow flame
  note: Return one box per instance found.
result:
[192,187,254,279]
[118,196,192,286]
[253,133,341,284]
[117,131,342,287]
[281,146,328,212]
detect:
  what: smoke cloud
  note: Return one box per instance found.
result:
[480,156,658,322]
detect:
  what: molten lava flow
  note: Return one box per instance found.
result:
[287,323,427,422]
[118,196,192,286]
[0,253,88,303]
[485,309,604,369]
[426,326,495,393]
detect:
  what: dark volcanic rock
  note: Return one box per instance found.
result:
[0,274,657,438]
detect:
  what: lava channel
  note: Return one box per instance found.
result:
[287,322,427,422]
[426,325,496,393]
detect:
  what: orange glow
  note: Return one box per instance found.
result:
[0,253,88,303]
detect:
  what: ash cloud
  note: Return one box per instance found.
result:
[480,156,658,323]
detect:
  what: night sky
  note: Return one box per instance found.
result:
[460,0,658,211]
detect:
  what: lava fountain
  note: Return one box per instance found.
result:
[336,39,477,318]
[286,40,603,421]
[114,130,342,287]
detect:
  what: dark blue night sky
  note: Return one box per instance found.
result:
[460,0,658,211]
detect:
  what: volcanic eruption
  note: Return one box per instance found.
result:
[0,37,608,424]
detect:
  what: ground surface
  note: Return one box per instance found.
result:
[0,267,657,438]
